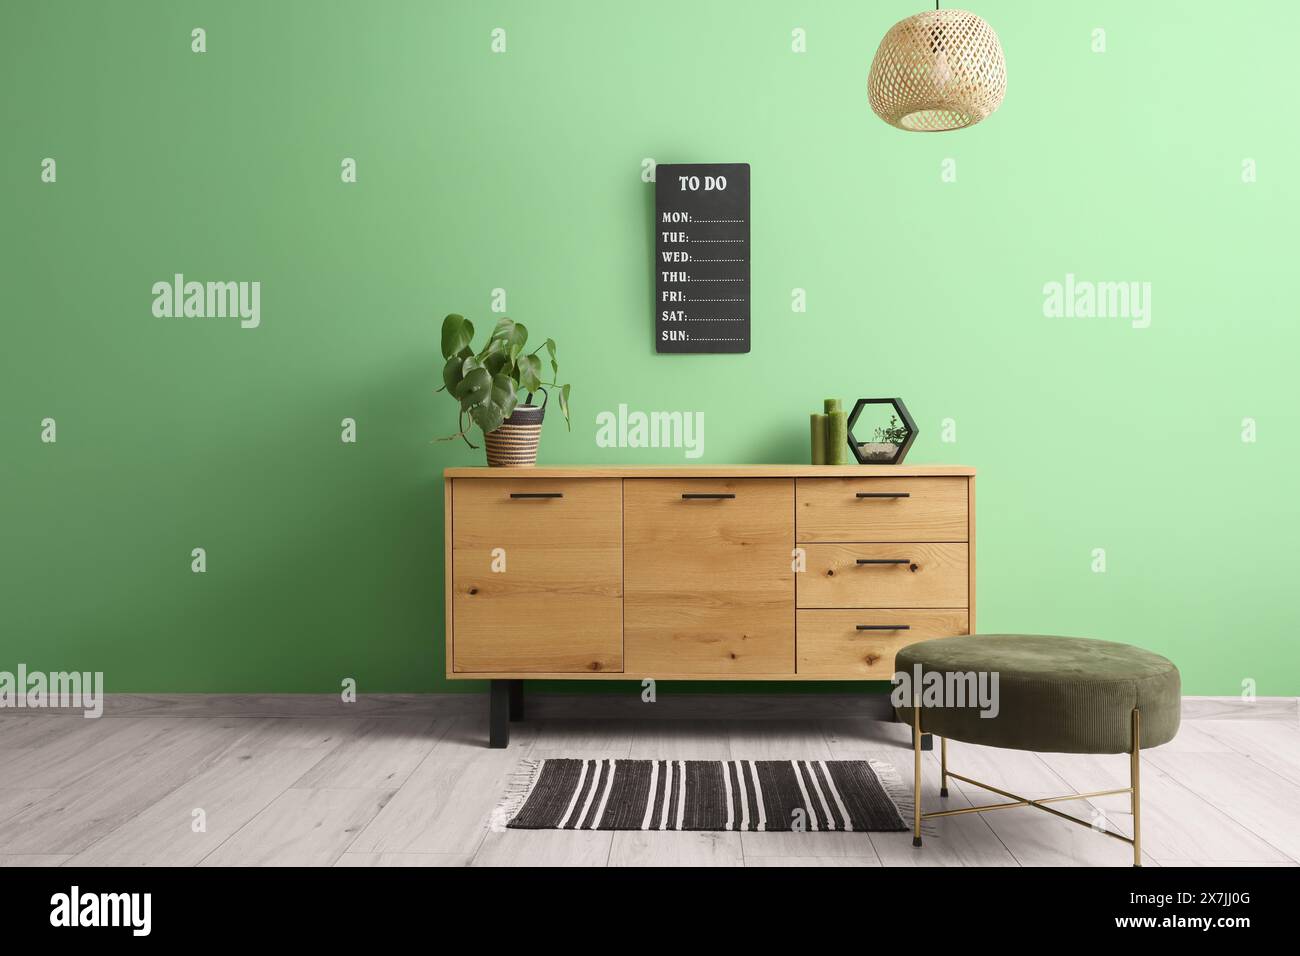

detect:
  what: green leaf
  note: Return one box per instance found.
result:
[507,322,528,362]
[469,400,505,434]
[491,372,518,419]
[518,353,543,393]
[483,348,510,377]
[558,383,571,430]
[544,338,558,380]
[440,314,473,359]
[441,346,470,392]
[454,366,492,408]
[483,318,516,359]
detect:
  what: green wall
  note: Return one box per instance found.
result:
[3,1,1296,696]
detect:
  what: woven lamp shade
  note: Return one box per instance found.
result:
[868,8,1006,132]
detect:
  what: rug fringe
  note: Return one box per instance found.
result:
[869,759,938,836]
[489,758,545,832]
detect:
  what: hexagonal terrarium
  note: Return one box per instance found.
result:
[848,398,917,465]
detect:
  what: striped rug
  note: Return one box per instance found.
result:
[496,759,909,832]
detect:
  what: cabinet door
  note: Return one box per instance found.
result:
[451,479,622,674]
[624,478,794,675]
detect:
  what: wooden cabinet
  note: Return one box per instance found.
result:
[444,465,974,683]
[624,478,794,676]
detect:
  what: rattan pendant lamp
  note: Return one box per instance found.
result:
[868,2,1006,131]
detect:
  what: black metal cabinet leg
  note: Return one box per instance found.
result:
[509,680,524,722]
[912,730,934,752]
[489,680,510,748]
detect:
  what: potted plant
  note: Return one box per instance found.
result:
[858,415,909,462]
[436,313,571,467]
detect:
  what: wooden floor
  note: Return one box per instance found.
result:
[1,709,1297,867]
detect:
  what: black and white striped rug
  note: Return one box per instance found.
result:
[495,759,909,832]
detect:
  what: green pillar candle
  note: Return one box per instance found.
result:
[824,398,842,415]
[810,414,828,465]
[826,411,849,465]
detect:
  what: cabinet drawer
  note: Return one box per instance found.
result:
[798,543,968,608]
[797,609,969,678]
[451,479,622,674]
[624,478,794,675]
[452,478,622,550]
[796,477,968,543]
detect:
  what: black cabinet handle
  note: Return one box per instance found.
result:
[856,624,911,631]
[509,492,563,499]
[856,558,912,565]
[682,493,736,499]
[856,492,910,498]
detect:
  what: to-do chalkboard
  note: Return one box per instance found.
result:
[654,163,750,353]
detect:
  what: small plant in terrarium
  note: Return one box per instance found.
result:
[858,415,908,462]
[877,415,910,444]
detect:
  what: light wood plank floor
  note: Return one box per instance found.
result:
[1,711,1296,867]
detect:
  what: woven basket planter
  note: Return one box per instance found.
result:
[484,400,545,467]
[868,9,1006,132]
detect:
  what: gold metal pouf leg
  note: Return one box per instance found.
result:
[912,693,923,848]
[1131,708,1142,868]
[913,704,1147,867]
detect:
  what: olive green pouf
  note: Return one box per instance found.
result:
[894,634,1180,867]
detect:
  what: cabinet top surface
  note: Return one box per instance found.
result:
[444,464,975,478]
